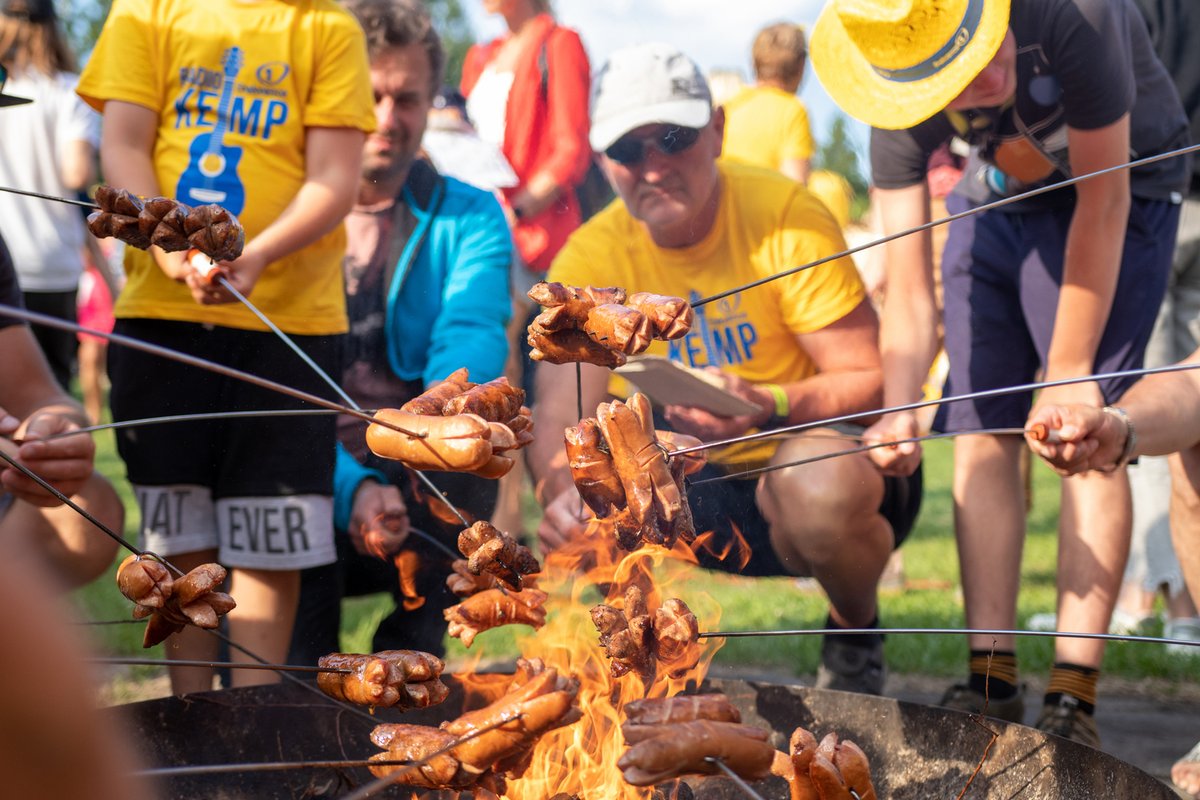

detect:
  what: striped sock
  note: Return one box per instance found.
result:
[1044,662,1099,714]
[966,650,1019,699]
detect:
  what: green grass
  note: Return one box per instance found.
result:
[77,427,1197,683]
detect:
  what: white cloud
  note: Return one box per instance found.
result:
[463,1,870,162]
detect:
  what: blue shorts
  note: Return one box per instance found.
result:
[934,194,1180,432]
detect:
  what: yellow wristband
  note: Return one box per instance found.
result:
[763,382,789,420]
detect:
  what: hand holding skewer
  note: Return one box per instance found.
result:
[1025,402,1133,476]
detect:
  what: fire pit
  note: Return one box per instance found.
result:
[114,675,1174,799]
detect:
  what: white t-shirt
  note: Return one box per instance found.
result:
[0,69,100,292]
[464,67,514,149]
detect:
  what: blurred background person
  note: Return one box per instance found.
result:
[705,66,747,107]
[722,21,814,185]
[0,0,99,390]
[460,0,590,280]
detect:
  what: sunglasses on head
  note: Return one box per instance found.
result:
[604,125,702,166]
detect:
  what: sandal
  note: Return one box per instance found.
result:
[1173,740,1200,799]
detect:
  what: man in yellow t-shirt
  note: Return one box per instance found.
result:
[76,0,376,695]
[722,22,815,185]
[528,43,922,696]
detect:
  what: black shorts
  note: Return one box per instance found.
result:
[108,318,343,568]
[688,460,923,578]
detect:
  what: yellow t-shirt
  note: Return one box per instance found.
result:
[549,161,864,470]
[77,0,376,335]
[721,85,815,171]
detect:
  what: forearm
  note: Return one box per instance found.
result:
[1121,362,1200,457]
[880,284,940,408]
[511,171,563,219]
[778,368,883,427]
[241,173,359,269]
[1044,197,1129,380]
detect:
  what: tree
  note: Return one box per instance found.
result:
[813,113,870,222]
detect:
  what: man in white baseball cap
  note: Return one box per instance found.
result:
[529,42,922,697]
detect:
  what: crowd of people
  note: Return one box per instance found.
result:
[1,0,1198,796]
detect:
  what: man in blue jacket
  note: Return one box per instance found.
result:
[289,0,512,661]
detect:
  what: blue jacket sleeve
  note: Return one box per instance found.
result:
[424,188,514,385]
[333,442,387,533]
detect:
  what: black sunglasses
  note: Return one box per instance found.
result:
[604,125,702,166]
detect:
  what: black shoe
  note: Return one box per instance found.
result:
[939,682,1025,723]
[814,634,886,695]
[1035,695,1101,748]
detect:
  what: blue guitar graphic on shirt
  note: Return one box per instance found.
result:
[177,47,245,215]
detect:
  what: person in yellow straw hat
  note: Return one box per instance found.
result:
[811,0,1191,747]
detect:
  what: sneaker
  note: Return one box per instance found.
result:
[1165,617,1200,658]
[938,682,1025,723]
[814,634,886,695]
[1035,695,1101,748]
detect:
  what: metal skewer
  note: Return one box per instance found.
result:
[705,757,768,800]
[16,408,346,443]
[89,657,352,675]
[687,427,1028,485]
[691,141,1200,308]
[698,625,1200,649]
[668,361,1200,459]
[336,712,524,800]
[0,447,184,576]
[0,304,426,439]
[135,757,432,778]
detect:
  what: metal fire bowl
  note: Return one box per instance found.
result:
[113,676,1175,799]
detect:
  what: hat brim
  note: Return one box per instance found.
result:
[811,0,1010,130]
[0,92,32,108]
[590,99,712,152]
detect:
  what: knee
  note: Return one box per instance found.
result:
[758,444,884,553]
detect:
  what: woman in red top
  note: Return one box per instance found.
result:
[461,0,591,273]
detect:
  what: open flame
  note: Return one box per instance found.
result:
[457,521,728,799]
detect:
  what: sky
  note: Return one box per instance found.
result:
[463,0,872,164]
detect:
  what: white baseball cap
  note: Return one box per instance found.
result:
[589,42,712,152]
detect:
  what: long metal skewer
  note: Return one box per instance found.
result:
[0,184,97,208]
[688,427,1027,485]
[699,625,1200,649]
[17,408,345,443]
[89,657,351,674]
[705,757,768,800]
[669,361,1200,458]
[336,712,524,800]
[692,141,1200,308]
[0,447,184,576]
[0,303,426,439]
[135,757,429,778]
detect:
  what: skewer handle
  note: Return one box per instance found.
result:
[188,248,229,286]
[1026,423,1062,443]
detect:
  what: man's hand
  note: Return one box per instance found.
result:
[662,368,773,441]
[348,479,409,558]
[862,410,923,476]
[536,488,590,552]
[1025,403,1125,476]
[1,408,94,507]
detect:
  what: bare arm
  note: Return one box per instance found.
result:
[860,183,939,474]
[0,325,93,504]
[1028,350,1200,473]
[99,101,192,280]
[1038,116,1132,404]
[201,126,366,301]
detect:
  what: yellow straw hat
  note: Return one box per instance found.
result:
[811,0,1010,130]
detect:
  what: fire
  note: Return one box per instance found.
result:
[477,522,726,799]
